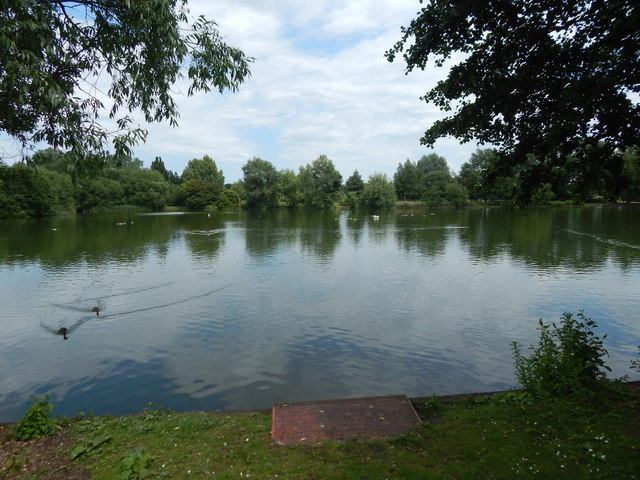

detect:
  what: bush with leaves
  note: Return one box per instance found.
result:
[13,395,56,440]
[511,311,611,398]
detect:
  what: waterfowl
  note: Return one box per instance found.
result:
[57,327,69,340]
[91,306,100,315]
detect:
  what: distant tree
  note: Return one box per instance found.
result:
[298,155,342,208]
[151,156,168,178]
[75,178,124,212]
[422,170,454,207]
[361,173,397,209]
[344,170,365,206]
[1,1,252,172]
[180,178,216,211]
[181,155,224,205]
[417,154,451,200]
[242,157,279,208]
[417,153,450,177]
[151,156,181,185]
[531,183,555,206]
[40,169,75,212]
[444,182,469,208]
[0,164,54,217]
[30,148,71,173]
[109,168,170,210]
[278,169,299,208]
[489,176,518,203]
[387,0,640,203]
[345,170,365,194]
[458,149,498,201]
[229,180,246,203]
[393,159,421,200]
[216,189,241,210]
[109,156,143,169]
[182,156,224,185]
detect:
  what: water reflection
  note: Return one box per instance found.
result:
[244,211,298,259]
[297,211,342,263]
[457,207,640,272]
[0,206,639,421]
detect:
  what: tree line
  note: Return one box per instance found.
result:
[401,148,640,206]
[2,146,639,218]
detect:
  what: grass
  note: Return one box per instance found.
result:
[3,388,637,479]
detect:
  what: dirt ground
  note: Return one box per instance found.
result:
[0,424,89,480]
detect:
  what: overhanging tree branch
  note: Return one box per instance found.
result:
[0,0,253,173]
[387,0,639,202]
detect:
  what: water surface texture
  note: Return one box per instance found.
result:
[1,207,638,421]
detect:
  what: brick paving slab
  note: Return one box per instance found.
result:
[271,395,421,445]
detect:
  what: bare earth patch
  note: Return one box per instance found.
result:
[0,424,89,480]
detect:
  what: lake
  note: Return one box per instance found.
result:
[1,206,639,421]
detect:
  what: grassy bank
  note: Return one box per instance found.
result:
[1,386,638,480]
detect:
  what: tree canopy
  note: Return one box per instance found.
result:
[299,155,342,209]
[387,0,640,202]
[361,173,396,210]
[0,0,252,171]
[181,155,224,186]
[242,157,280,208]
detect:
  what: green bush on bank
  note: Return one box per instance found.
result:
[511,311,614,400]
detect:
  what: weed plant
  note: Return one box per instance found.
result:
[12,395,56,440]
[511,311,613,399]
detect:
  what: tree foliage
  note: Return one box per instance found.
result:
[179,178,215,211]
[344,170,365,194]
[107,167,170,211]
[422,170,454,206]
[75,176,123,212]
[299,155,342,208]
[393,159,421,200]
[0,0,252,170]
[151,157,180,185]
[417,153,449,177]
[0,163,54,216]
[387,0,640,202]
[242,157,279,208]
[394,154,451,201]
[181,155,224,186]
[278,169,299,208]
[343,170,365,205]
[360,173,397,210]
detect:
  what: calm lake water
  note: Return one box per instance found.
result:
[1,206,639,421]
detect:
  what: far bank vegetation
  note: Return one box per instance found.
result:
[2,147,639,218]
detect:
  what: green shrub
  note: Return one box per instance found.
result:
[511,311,611,398]
[216,189,241,210]
[14,395,56,440]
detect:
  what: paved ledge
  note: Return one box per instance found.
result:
[271,395,421,446]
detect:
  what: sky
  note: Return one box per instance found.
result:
[1,0,482,183]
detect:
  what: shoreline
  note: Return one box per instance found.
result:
[3,381,638,427]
